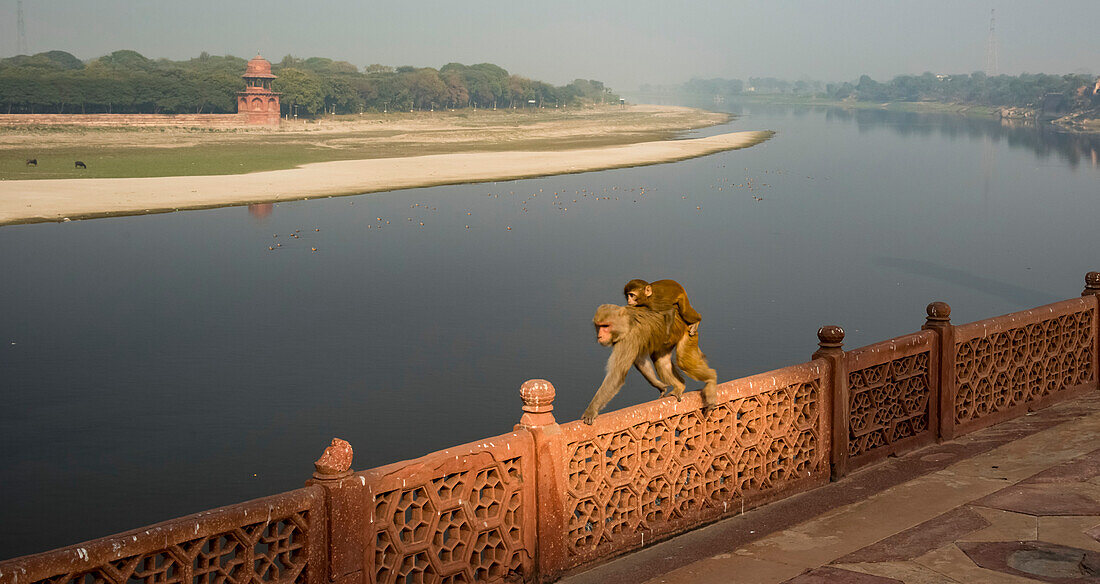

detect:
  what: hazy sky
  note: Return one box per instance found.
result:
[6,1,1098,90]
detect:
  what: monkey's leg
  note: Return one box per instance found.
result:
[634,356,670,394]
[676,334,719,408]
[654,352,686,400]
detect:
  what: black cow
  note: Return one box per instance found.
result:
[25,158,37,167]
[75,161,87,169]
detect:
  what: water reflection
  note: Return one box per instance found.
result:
[248,203,274,219]
[821,106,1100,170]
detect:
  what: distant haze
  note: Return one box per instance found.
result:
[5,0,1098,90]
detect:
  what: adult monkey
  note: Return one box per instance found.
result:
[584,304,684,424]
[623,279,719,408]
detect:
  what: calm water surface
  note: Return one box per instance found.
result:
[2,102,1099,557]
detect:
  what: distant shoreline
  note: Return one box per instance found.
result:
[0,130,773,226]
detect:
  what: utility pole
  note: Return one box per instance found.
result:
[985,8,998,76]
[17,0,29,55]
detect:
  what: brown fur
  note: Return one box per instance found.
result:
[623,278,702,325]
[584,304,686,424]
[623,279,718,409]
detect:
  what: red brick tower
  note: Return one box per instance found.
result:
[238,54,280,126]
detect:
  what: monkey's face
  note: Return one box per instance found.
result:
[625,290,641,306]
[595,321,615,346]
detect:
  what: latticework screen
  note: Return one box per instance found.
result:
[6,488,322,584]
[954,298,1096,432]
[364,432,536,584]
[558,361,829,567]
[845,331,936,466]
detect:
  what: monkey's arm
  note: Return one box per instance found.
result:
[583,347,633,424]
[634,356,669,393]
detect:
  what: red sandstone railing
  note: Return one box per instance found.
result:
[0,113,273,128]
[546,361,829,572]
[3,272,1100,584]
[838,330,938,473]
[0,486,325,584]
[357,431,537,584]
[947,297,1097,437]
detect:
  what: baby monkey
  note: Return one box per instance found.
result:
[624,279,701,336]
[623,279,718,407]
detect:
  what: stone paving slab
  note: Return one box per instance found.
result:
[834,507,990,563]
[559,394,1100,584]
[831,559,965,584]
[976,483,1100,516]
[958,507,1037,543]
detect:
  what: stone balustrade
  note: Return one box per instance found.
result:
[2,272,1098,583]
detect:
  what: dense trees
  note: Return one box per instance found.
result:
[823,72,1097,109]
[822,72,1100,111]
[0,50,619,116]
[649,72,1097,112]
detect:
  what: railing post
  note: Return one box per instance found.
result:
[305,438,368,584]
[1083,272,1100,299]
[922,302,956,441]
[812,325,847,481]
[1083,272,1100,391]
[515,379,568,583]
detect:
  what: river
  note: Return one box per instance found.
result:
[1,100,1098,558]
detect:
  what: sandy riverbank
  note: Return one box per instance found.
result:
[0,105,733,180]
[0,130,772,225]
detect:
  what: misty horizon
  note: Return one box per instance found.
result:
[4,1,1098,91]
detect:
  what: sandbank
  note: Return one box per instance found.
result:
[0,130,772,225]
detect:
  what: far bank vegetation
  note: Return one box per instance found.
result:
[0,50,621,117]
[644,72,1100,120]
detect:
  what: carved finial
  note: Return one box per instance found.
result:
[313,438,353,479]
[1085,272,1100,292]
[817,325,845,348]
[520,379,555,412]
[517,379,556,428]
[926,301,952,322]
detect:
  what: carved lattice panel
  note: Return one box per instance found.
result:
[564,376,825,560]
[32,511,312,584]
[372,456,527,584]
[848,351,931,457]
[955,308,1095,425]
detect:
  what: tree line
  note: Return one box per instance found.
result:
[649,72,1098,110]
[826,72,1098,109]
[0,50,620,116]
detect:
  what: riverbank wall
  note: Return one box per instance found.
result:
[0,113,276,128]
[2,273,1098,583]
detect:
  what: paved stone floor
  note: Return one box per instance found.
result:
[560,393,1100,584]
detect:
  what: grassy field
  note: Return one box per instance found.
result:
[0,106,728,180]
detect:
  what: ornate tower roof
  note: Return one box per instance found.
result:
[243,54,276,79]
[238,54,280,126]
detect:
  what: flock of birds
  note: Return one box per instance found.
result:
[267,228,322,252]
[263,166,787,253]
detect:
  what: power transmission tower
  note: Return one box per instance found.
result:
[17,0,29,55]
[985,8,998,75]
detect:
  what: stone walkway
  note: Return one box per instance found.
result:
[560,393,1100,584]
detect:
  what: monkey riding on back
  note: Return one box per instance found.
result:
[583,279,719,424]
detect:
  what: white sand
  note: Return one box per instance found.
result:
[0,130,770,225]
